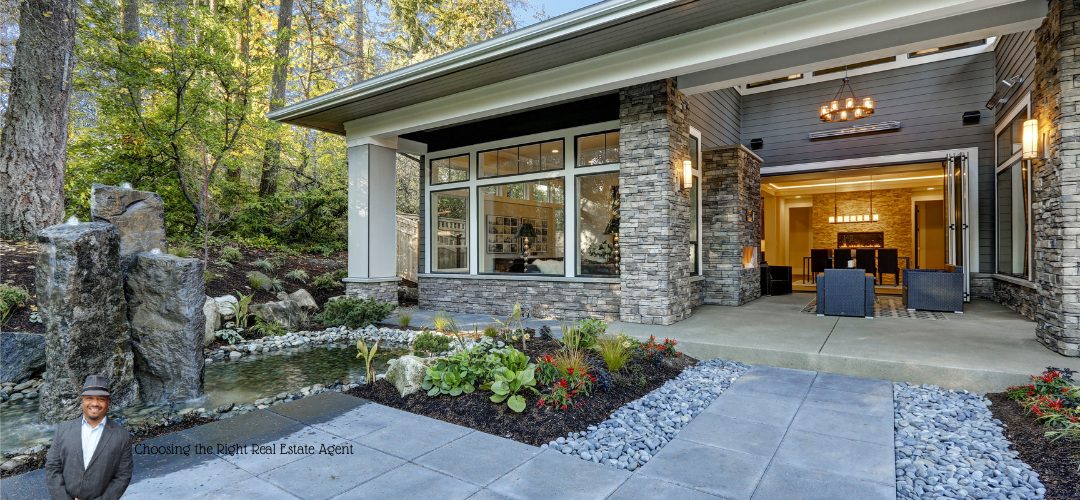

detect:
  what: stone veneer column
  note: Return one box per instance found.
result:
[1033,0,1080,356]
[344,143,399,304]
[701,146,763,306]
[618,79,692,324]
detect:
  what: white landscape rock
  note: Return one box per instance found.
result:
[202,296,220,347]
[213,295,238,320]
[384,355,430,397]
[287,289,318,311]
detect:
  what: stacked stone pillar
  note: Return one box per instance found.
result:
[617,79,693,324]
[701,146,763,305]
[1033,0,1080,356]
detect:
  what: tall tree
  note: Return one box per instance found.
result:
[120,0,140,112]
[0,0,78,239]
[353,0,366,82]
[259,0,294,196]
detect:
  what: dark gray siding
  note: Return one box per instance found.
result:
[736,52,997,272]
[995,31,1035,118]
[688,88,741,147]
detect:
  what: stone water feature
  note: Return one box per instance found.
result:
[89,183,167,267]
[36,222,139,422]
[125,252,205,402]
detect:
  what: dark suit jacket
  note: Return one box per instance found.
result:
[45,417,133,500]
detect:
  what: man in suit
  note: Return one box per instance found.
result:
[45,374,133,500]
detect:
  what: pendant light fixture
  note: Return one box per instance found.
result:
[819,71,875,123]
[828,175,880,224]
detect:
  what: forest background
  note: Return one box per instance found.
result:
[0,0,577,256]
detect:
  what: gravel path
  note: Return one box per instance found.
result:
[894,383,1045,499]
[544,359,748,471]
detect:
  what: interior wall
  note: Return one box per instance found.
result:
[811,188,915,260]
[763,194,779,264]
[788,206,812,274]
[916,200,946,269]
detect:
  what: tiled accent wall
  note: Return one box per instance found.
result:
[810,189,917,262]
[617,79,694,324]
[1033,0,1080,356]
[418,276,621,321]
[702,145,763,306]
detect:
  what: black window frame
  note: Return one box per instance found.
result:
[476,138,565,180]
[574,130,621,168]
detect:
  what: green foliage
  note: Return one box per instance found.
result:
[483,326,500,338]
[253,258,276,273]
[595,335,632,372]
[317,298,395,329]
[356,339,380,385]
[560,323,586,351]
[215,329,244,345]
[433,311,459,333]
[246,271,274,291]
[575,318,606,349]
[224,292,254,330]
[214,258,234,269]
[203,270,221,284]
[550,349,590,380]
[172,245,195,258]
[313,269,347,290]
[250,317,286,337]
[219,247,242,263]
[285,269,309,283]
[491,303,528,350]
[413,331,451,356]
[422,350,484,397]
[0,285,30,327]
[488,363,537,413]
[397,311,413,328]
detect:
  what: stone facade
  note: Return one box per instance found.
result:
[701,146,762,306]
[1033,0,1080,356]
[617,79,693,324]
[969,273,993,300]
[992,278,1038,320]
[345,279,399,304]
[418,276,621,321]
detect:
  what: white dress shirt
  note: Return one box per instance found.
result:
[81,416,106,470]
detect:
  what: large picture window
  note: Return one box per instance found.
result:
[994,99,1032,280]
[577,172,619,277]
[431,189,470,273]
[480,179,565,274]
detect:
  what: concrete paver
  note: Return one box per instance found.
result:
[414,431,541,486]
[485,449,630,500]
[607,476,722,499]
[752,462,896,500]
[638,439,771,499]
[332,463,480,499]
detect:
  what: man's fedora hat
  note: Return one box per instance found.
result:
[81,375,110,397]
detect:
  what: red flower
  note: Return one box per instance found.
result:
[560,404,567,411]
[558,379,568,388]
[567,367,575,375]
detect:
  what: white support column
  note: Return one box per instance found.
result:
[345,143,399,302]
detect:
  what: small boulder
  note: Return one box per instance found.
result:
[384,355,430,397]
[288,289,318,311]
[250,300,302,331]
[213,295,238,320]
[203,296,220,347]
[0,332,46,383]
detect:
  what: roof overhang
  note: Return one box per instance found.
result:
[270,0,1046,146]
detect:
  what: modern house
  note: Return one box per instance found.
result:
[271,0,1080,357]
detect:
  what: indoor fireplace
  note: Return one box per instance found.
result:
[837,232,884,248]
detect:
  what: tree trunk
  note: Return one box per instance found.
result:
[229,0,250,180]
[259,0,294,196]
[121,0,140,112]
[354,0,366,83]
[0,0,77,240]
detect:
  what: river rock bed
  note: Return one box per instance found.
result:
[543,359,748,471]
[893,383,1045,499]
[205,325,421,362]
[0,378,43,404]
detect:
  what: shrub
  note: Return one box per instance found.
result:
[246,271,274,291]
[413,331,451,356]
[397,311,413,328]
[538,368,596,411]
[1006,367,1080,443]
[253,258,276,273]
[550,349,590,380]
[0,284,29,326]
[317,298,395,329]
[483,326,500,338]
[595,335,632,372]
[171,245,194,258]
[575,318,605,349]
[422,346,488,396]
[250,317,286,337]
[313,269,347,290]
[203,270,221,284]
[433,311,458,333]
[637,335,680,364]
[285,269,309,282]
[219,247,242,263]
[214,259,234,269]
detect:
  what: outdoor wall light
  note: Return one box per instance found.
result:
[1023,119,1039,160]
[682,160,693,191]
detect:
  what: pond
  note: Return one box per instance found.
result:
[0,342,409,454]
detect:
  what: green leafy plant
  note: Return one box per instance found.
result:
[637,335,680,364]
[487,363,538,412]
[492,303,529,350]
[397,311,412,328]
[0,284,29,327]
[224,292,254,330]
[215,329,244,345]
[253,258,276,273]
[539,367,596,411]
[250,317,286,337]
[413,331,451,356]
[483,326,500,338]
[356,339,380,385]
[172,245,194,258]
[421,342,501,397]
[595,335,632,372]
[317,298,395,329]
[560,323,586,351]
[575,318,605,349]
[247,271,274,291]
[313,269,347,290]
[219,247,242,263]
[214,258,234,269]
[1007,367,1079,448]
[285,269,309,282]
[535,353,562,386]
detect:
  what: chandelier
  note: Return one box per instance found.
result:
[819,77,875,123]
[828,176,880,223]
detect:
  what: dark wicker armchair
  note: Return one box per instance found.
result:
[816,269,875,318]
[903,266,964,313]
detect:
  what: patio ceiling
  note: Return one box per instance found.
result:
[762,163,945,196]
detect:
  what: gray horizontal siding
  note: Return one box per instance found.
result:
[688,88,741,147]
[995,31,1035,117]
[736,51,997,272]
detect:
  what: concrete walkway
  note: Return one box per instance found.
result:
[2,366,898,499]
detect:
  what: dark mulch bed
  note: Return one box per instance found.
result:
[348,338,695,446]
[1,239,45,334]
[0,414,215,479]
[986,392,1080,500]
[202,246,346,306]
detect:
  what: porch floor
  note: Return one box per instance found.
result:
[394,294,1080,393]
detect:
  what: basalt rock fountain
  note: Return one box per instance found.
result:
[35,184,204,423]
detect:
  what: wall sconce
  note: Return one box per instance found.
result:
[682,160,693,191]
[1022,119,1039,160]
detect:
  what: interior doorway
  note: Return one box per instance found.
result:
[914,199,946,269]
[788,206,812,280]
